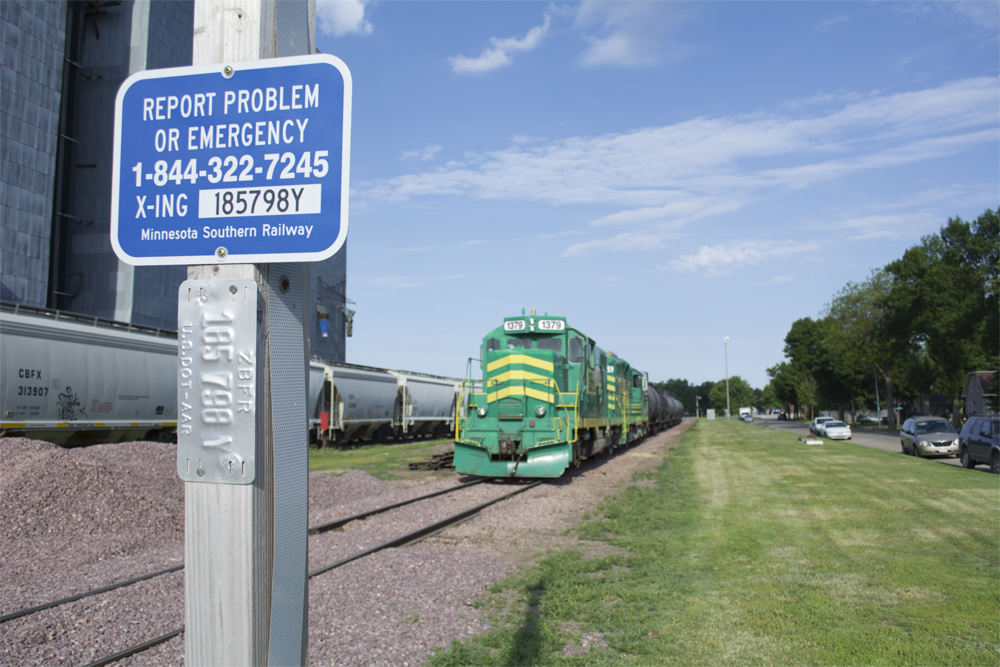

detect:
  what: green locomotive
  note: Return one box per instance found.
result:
[454,311,680,478]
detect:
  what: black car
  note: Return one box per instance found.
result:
[959,416,1000,474]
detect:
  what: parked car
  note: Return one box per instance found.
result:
[741,413,753,423]
[818,420,852,440]
[809,417,834,435]
[899,417,959,458]
[959,416,1000,473]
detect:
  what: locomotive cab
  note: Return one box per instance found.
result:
[454,312,662,479]
[457,314,582,477]
[456,312,623,478]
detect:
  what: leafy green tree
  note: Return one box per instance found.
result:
[760,382,782,410]
[709,375,754,416]
[767,361,800,416]
[883,210,998,422]
[826,270,906,427]
[694,381,715,416]
[781,317,838,418]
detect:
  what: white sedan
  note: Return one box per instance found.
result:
[818,421,852,440]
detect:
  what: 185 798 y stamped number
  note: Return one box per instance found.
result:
[176,278,258,484]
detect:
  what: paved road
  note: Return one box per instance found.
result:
[748,415,967,469]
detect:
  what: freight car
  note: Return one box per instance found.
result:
[1,301,465,447]
[453,311,682,478]
[308,361,463,444]
[0,302,178,445]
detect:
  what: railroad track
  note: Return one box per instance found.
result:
[3,477,541,667]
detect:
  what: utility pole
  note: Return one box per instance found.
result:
[874,366,881,431]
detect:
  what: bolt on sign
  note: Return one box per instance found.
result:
[111,54,352,266]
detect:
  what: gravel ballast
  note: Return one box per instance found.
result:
[1,422,691,665]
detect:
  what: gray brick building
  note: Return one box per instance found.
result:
[1,0,347,361]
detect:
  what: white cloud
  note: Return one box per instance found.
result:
[761,275,797,285]
[562,229,685,258]
[589,198,745,228]
[663,241,821,277]
[574,1,692,67]
[892,1,999,31]
[401,145,443,162]
[809,211,944,242]
[449,15,550,74]
[949,1,1000,30]
[316,0,373,37]
[366,77,998,257]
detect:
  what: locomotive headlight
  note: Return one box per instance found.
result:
[477,406,488,418]
[535,406,546,418]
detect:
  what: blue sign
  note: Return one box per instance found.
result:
[111,55,351,265]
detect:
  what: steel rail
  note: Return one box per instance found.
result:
[0,564,184,624]
[309,480,542,578]
[2,479,485,625]
[79,627,184,667]
[80,479,542,666]
[308,478,485,535]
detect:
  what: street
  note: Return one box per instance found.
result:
[747,415,969,469]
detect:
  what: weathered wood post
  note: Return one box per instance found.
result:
[182,2,312,664]
[110,2,350,661]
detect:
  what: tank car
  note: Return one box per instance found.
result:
[664,393,684,426]
[0,302,178,445]
[454,311,660,479]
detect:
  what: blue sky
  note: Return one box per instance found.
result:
[314,0,999,390]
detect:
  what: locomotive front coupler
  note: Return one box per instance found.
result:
[497,435,520,457]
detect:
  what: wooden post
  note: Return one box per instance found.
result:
[183,2,314,664]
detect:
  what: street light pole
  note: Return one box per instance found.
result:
[724,337,731,420]
[695,395,701,419]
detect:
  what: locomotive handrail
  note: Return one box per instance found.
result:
[454,359,482,445]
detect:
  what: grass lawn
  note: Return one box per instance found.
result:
[308,438,452,479]
[428,419,1000,666]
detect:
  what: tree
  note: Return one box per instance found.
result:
[767,361,800,416]
[825,209,998,427]
[695,381,715,415]
[709,375,754,416]
[883,210,998,422]
[760,382,782,410]
[827,270,904,428]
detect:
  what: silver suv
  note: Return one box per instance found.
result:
[899,417,959,458]
[959,416,1000,474]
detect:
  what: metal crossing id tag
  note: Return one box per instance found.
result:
[177,279,258,484]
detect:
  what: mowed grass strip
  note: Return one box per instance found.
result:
[429,420,1000,666]
[308,438,452,479]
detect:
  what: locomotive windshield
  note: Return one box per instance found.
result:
[486,335,564,352]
